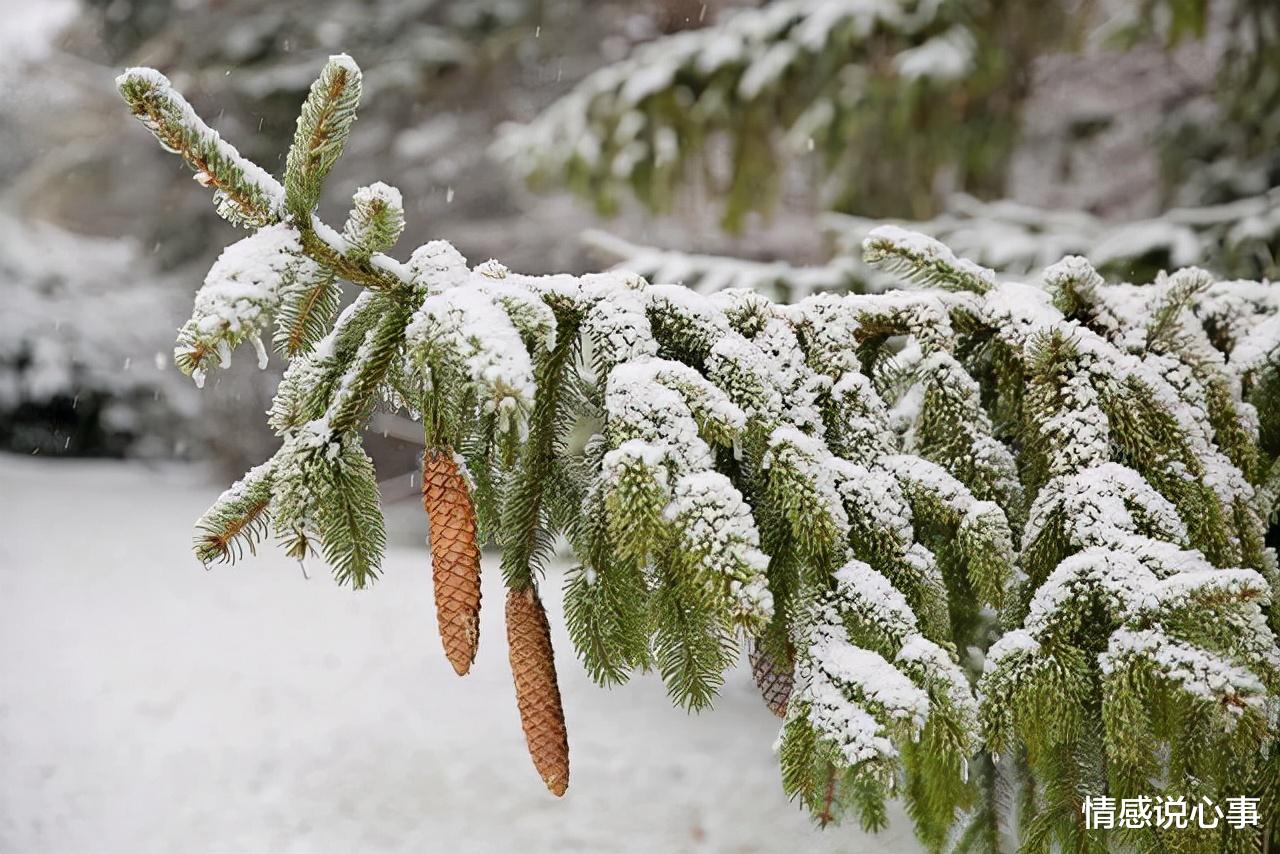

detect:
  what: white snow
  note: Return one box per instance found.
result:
[763,425,851,536]
[493,0,962,205]
[832,559,919,640]
[0,211,190,417]
[176,224,314,385]
[406,240,469,293]
[605,361,715,474]
[1100,629,1267,716]
[404,287,537,436]
[892,27,975,81]
[190,224,304,340]
[344,183,405,247]
[1023,463,1189,553]
[668,470,773,624]
[862,225,998,293]
[0,455,922,853]
[117,68,286,219]
[626,360,747,441]
[326,53,361,77]
[582,289,659,370]
[582,229,864,302]
[827,188,1280,285]
[737,42,798,99]
[810,636,929,732]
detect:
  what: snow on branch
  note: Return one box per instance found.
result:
[493,0,979,227]
[119,56,1280,848]
[175,223,315,386]
[117,67,286,227]
[828,188,1280,282]
[862,225,997,294]
[583,229,868,302]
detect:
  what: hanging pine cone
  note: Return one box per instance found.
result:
[749,640,793,718]
[422,448,482,676]
[506,586,570,796]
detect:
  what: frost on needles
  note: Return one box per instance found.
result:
[118,55,1280,853]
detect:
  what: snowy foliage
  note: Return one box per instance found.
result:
[120,56,1280,853]
[118,66,287,227]
[493,0,997,227]
[175,223,313,387]
[404,285,537,438]
[829,189,1280,284]
[587,187,1280,307]
[583,229,865,303]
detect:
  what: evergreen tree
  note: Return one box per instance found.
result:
[118,55,1280,851]
[497,0,1280,233]
[496,0,1057,226]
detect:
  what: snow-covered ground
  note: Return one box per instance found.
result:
[0,455,920,854]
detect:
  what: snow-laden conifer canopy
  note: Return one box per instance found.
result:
[117,54,1280,851]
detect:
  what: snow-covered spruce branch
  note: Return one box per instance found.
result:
[583,188,1280,309]
[119,56,1279,851]
[825,189,1280,284]
[582,228,870,302]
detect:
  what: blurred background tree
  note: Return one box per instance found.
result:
[500,0,1280,275]
[3,0,1278,466]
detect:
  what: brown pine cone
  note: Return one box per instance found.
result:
[506,586,570,796]
[749,640,793,718]
[422,449,482,676]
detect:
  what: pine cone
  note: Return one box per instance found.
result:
[506,586,570,796]
[422,449,482,676]
[749,640,793,718]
